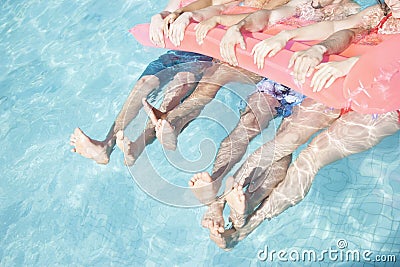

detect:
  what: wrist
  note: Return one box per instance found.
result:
[154,11,170,19]
[230,23,242,32]
[279,30,292,43]
[174,8,184,16]
[312,44,328,55]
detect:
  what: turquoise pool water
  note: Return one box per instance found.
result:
[1,0,399,266]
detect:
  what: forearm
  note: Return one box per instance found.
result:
[232,5,296,33]
[174,0,236,14]
[316,29,356,56]
[191,4,234,22]
[280,21,338,43]
[234,10,272,32]
[215,13,250,27]
[282,7,368,43]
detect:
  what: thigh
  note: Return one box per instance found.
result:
[274,98,341,145]
[304,110,400,167]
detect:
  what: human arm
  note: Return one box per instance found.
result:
[218,0,301,65]
[289,28,357,85]
[164,0,237,27]
[165,0,239,46]
[195,13,249,44]
[251,6,375,69]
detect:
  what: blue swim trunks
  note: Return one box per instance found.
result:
[256,78,305,117]
[139,50,213,86]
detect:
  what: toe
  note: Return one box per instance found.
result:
[74,128,82,135]
[116,130,124,140]
[188,179,194,187]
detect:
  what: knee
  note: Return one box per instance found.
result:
[239,112,264,135]
[275,131,303,147]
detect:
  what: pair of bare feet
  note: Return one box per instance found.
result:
[69,128,140,165]
[69,70,197,165]
[69,98,180,166]
[190,172,250,248]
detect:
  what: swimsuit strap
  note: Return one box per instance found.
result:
[371,12,392,34]
[340,107,353,116]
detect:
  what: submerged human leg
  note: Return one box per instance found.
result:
[232,98,341,189]
[144,64,262,150]
[257,110,400,221]
[116,72,198,165]
[70,75,160,164]
[189,92,279,204]
[211,92,279,180]
[190,92,279,231]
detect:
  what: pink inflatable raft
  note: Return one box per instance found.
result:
[130,22,400,114]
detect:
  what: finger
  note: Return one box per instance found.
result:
[251,44,260,65]
[293,56,304,82]
[324,75,337,89]
[229,45,238,66]
[310,64,327,87]
[288,52,299,69]
[157,29,165,47]
[224,43,235,66]
[195,27,202,44]
[163,23,169,39]
[172,26,180,46]
[252,46,260,67]
[306,63,315,78]
[314,69,332,92]
[315,74,330,92]
[253,43,269,69]
[221,43,231,64]
[268,45,281,58]
[297,57,312,84]
[171,26,180,47]
[256,47,268,69]
[168,24,175,44]
[239,38,246,50]
[179,25,185,43]
[199,28,208,44]
[314,62,327,70]
[220,42,227,62]
[251,42,260,56]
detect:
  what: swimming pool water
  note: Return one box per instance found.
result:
[1,0,399,266]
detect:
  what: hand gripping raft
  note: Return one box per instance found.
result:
[130,22,400,114]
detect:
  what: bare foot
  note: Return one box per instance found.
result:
[201,200,225,235]
[157,119,177,151]
[189,172,221,204]
[142,98,178,151]
[69,128,113,164]
[225,177,248,228]
[210,228,240,250]
[115,131,139,166]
